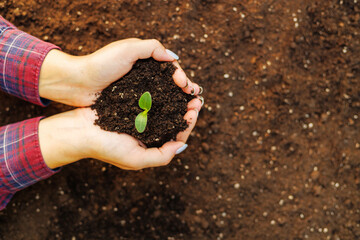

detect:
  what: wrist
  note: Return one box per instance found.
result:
[39,49,88,106]
[38,109,90,169]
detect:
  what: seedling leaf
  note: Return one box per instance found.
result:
[135,111,148,133]
[139,91,152,111]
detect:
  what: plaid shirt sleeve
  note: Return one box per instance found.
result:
[0,117,60,211]
[0,15,60,106]
[0,17,61,210]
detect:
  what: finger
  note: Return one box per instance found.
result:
[127,39,175,62]
[190,82,201,96]
[176,109,198,143]
[172,63,196,94]
[172,62,188,88]
[187,98,202,112]
[171,62,203,95]
[134,141,185,168]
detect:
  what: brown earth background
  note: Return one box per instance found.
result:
[0,0,359,239]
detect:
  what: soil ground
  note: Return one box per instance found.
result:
[0,0,359,239]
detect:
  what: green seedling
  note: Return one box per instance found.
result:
[135,91,152,133]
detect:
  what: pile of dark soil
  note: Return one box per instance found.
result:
[91,58,193,147]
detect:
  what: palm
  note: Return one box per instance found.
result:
[79,108,145,169]
[78,106,198,170]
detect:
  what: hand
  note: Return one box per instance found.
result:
[38,38,203,170]
[39,38,202,107]
[39,106,200,170]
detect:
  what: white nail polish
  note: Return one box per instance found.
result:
[166,49,179,60]
[197,96,204,107]
[176,144,188,154]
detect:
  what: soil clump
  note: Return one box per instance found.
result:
[91,58,192,147]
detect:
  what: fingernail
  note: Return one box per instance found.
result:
[166,49,179,60]
[176,144,188,154]
[197,96,204,106]
[183,79,189,88]
[199,86,203,95]
[191,86,196,95]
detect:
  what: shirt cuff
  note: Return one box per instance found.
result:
[0,117,60,210]
[0,16,60,106]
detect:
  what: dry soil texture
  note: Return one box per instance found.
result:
[0,0,359,239]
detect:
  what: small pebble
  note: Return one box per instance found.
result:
[311,170,320,180]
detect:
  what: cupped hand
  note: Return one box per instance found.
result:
[39,38,202,107]
[39,99,201,170]
[38,38,204,170]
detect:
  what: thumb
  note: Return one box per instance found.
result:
[137,141,188,168]
[127,39,176,62]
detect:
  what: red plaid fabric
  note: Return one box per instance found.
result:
[0,118,60,210]
[0,15,59,106]
[0,16,61,210]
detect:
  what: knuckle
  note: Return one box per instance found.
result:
[149,39,162,47]
[160,158,172,166]
[130,164,143,171]
[127,37,141,42]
